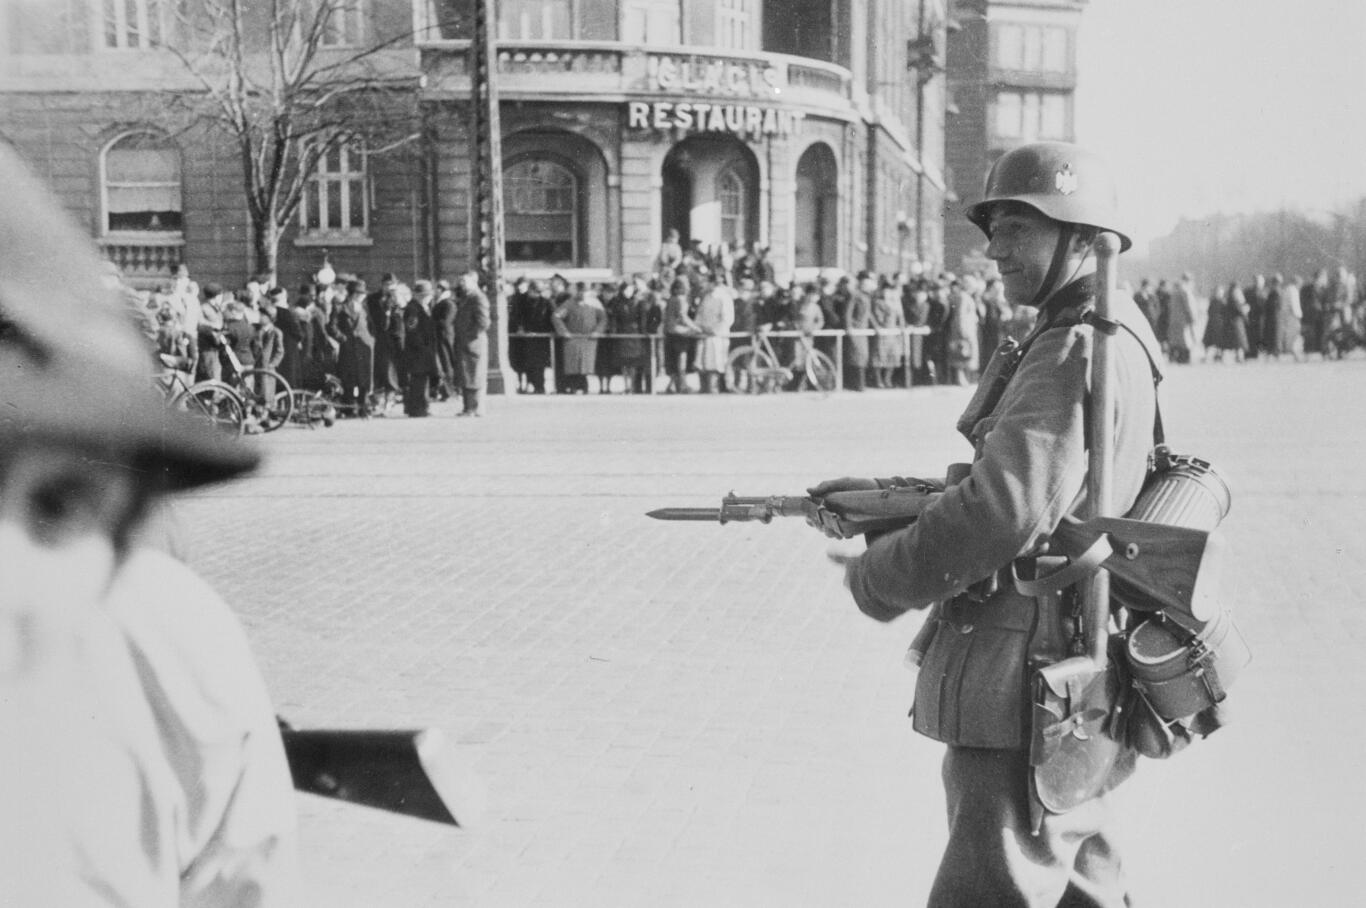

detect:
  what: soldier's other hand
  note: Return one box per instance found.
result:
[806,476,880,498]
[827,550,861,590]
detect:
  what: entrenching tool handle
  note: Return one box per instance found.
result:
[1085,232,1122,665]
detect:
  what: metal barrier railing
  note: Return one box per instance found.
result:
[507,327,933,393]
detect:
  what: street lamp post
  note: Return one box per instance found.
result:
[470,0,512,394]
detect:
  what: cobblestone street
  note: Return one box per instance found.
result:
[176,358,1366,907]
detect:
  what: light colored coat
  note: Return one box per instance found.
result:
[553,294,608,376]
[693,285,735,372]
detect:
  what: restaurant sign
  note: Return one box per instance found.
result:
[627,101,804,138]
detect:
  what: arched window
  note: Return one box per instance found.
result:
[718,168,746,246]
[101,131,182,235]
[504,158,578,264]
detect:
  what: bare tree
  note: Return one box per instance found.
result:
[158,0,425,278]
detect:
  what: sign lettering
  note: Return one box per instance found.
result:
[626,101,804,138]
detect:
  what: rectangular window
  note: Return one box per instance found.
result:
[623,0,680,45]
[301,141,368,236]
[1041,27,1068,73]
[307,0,364,47]
[994,23,1022,70]
[994,92,1022,139]
[499,0,572,40]
[102,0,163,50]
[717,0,749,50]
[1040,93,1068,139]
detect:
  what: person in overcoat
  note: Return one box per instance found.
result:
[1166,274,1198,363]
[945,278,981,385]
[453,270,492,416]
[552,282,608,394]
[818,142,1159,906]
[401,281,440,417]
[1202,283,1226,360]
[299,284,336,391]
[870,278,905,388]
[430,279,457,401]
[607,276,651,393]
[510,279,555,394]
[661,275,699,393]
[843,272,874,391]
[691,272,735,394]
[330,278,374,416]
[1223,281,1250,360]
[365,274,402,413]
[1276,275,1303,359]
[267,286,303,388]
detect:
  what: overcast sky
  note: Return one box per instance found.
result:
[1075,0,1366,253]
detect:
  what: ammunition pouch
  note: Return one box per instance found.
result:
[1028,655,1126,829]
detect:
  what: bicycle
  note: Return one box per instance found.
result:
[727,327,838,394]
[218,340,295,432]
[154,357,247,435]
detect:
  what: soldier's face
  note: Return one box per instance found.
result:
[986,206,1064,306]
[0,443,139,671]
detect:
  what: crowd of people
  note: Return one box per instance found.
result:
[1132,267,1364,364]
[135,264,492,419]
[506,234,1045,395]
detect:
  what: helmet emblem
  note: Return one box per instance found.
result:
[1055,164,1078,196]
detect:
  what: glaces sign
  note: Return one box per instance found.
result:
[632,54,801,138]
[648,55,785,97]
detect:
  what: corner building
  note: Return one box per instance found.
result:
[943,0,1086,273]
[0,1,948,293]
[420,0,950,283]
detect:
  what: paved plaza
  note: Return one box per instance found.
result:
[175,357,1366,907]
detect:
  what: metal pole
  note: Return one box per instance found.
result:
[470,0,511,393]
[1085,232,1121,666]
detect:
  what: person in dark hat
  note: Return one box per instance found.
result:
[0,144,296,903]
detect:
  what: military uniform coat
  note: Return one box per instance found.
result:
[847,277,1160,750]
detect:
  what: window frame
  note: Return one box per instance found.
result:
[312,0,366,49]
[297,139,371,243]
[97,0,166,51]
[716,0,750,51]
[991,90,1071,144]
[498,0,574,41]
[503,156,580,265]
[99,130,184,239]
[622,0,681,46]
[718,167,746,247]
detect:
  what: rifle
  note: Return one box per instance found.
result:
[646,486,943,537]
[278,719,485,827]
[648,487,1221,622]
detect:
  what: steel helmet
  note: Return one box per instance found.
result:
[965,142,1131,252]
[0,144,258,490]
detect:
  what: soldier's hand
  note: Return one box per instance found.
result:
[805,478,879,537]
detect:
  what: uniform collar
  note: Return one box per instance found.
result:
[1037,274,1096,327]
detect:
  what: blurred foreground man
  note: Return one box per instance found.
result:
[0,146,297,905]
[817,143,1161,906]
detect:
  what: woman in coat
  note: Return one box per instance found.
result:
[661,276,699,393]
[870,281,906,388]
[843,274,874,391]
[945,280,980,385]
[552,284,607,393]
[1223,281,1250,361]
[691,274,735,394]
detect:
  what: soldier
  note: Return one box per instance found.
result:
[815,142,1162,906]
[0,145,297,904]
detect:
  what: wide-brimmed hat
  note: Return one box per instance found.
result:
[0,145,259,490]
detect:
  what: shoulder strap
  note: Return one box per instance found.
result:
[1080,310,1166,447]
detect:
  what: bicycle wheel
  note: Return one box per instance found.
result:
[803,350,839,394]
[173,380,246,435]
[727,346,778,394]
[239,368,295,432]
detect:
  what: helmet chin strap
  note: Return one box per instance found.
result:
[1029,225,1094,310]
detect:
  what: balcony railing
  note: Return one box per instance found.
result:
[418,41,855,115]
[99,235,185,289]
